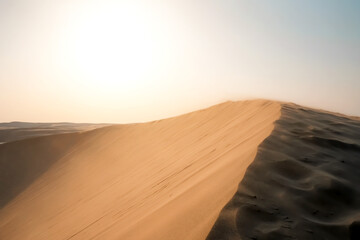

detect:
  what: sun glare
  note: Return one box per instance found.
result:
[62,2,166,88]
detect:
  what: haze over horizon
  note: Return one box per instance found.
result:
[1,0,359,123]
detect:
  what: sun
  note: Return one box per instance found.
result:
[62,2,164,88]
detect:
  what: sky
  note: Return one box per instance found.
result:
[0,0,359,123]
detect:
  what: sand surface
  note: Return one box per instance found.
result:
[0,100,280,240]
[207,103,360,240]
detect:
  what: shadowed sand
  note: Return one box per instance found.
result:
[207,103,360,240]
[0,100,280,240]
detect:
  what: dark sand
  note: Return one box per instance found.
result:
[207,103,360,240]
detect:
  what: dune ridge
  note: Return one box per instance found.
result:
[207,103,360,240]
[0,100,280,240]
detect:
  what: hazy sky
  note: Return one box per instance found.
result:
[1,0,359,123]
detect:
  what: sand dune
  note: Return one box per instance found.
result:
[2,100,359,240]
[0,100,280,240]
[207,103,360,240]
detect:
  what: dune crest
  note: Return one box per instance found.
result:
[0,100,280,240]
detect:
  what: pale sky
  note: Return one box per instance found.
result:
[1,0,359,123]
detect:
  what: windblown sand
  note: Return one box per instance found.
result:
[0,100,280,240]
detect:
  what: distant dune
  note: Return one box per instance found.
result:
[0,100,359,240]
[0,122,109,143]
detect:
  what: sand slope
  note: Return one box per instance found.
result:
[0,100,280,240]
[207,104,360,240]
